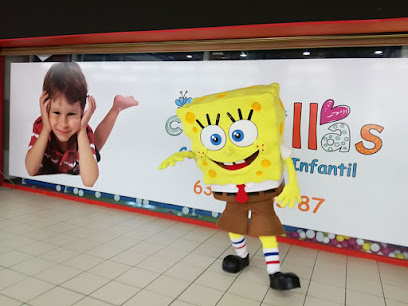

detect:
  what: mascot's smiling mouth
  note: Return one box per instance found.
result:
[210,151,259,170]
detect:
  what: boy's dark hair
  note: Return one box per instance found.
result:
[43,62,88,110]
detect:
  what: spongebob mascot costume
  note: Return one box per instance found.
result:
[159,83,301,290]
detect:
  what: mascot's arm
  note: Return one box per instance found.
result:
[158,151,196,170]
[276,157,301,208]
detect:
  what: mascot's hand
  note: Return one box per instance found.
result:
[158,151,196,170]
[276,183,301,208]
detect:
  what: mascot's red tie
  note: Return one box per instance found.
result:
[236,184,249,203]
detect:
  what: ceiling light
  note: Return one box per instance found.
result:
[240,52,247,57]
[303,51,311,56]
[375,50,383,55]
[186,55,193,59]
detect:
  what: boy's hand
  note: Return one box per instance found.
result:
[39,91,51,133]
[80,95,96,132]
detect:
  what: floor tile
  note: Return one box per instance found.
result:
[206,258,243,280]
[64,238,101,253]
[155,245,192,262]
[217,293,261,306]
[61,272,111,295]
[123,289,173,306]
[29,286,85,306]
[0,245,10,255]
[378,263,408,289]
[178,283,224,306]
[0,269,30,290]
[110,249,150,266]
[0,294,22,306]
[86,228,122,243]
[180,252,217,269]
[195,243,228,258]
[386,299,408,306]
[123,229,156,241]
[195,270,236,292]
[283,246,318,268]
[129,241,164,255]
[103,236,141,250]
[44,222,78,233]
[148,232,179,246]
[346,289,386,306]
[23,228,58,240]
[34,264,82,285]
[304,295,344,306]
[0,230,15,241]
[136,255,176,273]
[311,261,346,288]
[73,296,113,306]
[280,260,314,280]
[165,262,206,282]
[0,250,32,268]
[0,236,36,249]
[39,247,80,263]
[65,226,96,239]
[16,241,57,256]
[86,243,124,259]
[90,280,141,305]
[237,265,270,286]
[171,300,196,306]
[145,275,191,298]
[171,238,202,252]
[383,283,408,304]
[307,281,345,304]
[182,227,217,243]
[62,253,104,271]
[1,277,55,303]
[227,276,269,302]
[316,250,347,265]
[116,267,161,288]
[263,289,305,306]
[346,277,383,296]
[87,260,130,279]
[44,234,78,247]
[10,257,56,276]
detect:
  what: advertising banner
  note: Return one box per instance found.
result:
[9,59,404,245]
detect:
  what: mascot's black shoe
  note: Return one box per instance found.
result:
[222,254,249,273]
[269,272,301,290]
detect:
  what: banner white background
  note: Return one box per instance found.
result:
[9,60,406,246]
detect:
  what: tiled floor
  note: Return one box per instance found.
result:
[0,187,407,306]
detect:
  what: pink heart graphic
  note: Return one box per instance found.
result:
[320,99,350,125]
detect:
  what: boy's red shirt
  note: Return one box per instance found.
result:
[28,116,97,175]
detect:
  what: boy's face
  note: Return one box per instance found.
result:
[49,95,82,143]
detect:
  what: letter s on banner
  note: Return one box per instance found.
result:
[355,124,384,155]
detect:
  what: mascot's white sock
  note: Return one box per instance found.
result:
[229,232,249,258]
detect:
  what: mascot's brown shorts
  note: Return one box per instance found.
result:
[213,181,285,237]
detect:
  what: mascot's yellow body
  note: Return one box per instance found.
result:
[160,83,301,290]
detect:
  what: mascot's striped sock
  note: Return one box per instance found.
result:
[263,247,281,274]
[260,236,281,274]
[229,232,249,258]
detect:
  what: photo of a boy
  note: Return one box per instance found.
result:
[25,62,138,187]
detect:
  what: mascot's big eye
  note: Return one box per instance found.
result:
[229,120,258,147]
[200,125,226,151]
